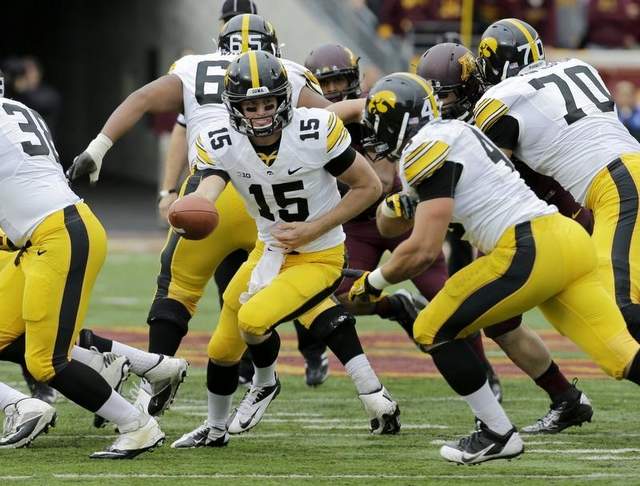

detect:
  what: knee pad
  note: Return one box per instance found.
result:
[308,305,355,341]
[147,298,191,335]
[208,332,247,364]
[26,355,58,383]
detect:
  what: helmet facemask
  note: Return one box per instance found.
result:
[224,86,292,137]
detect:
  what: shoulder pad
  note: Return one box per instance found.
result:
[402,139,451,187]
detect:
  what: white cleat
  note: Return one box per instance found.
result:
[228,374,281,434]
[171,421,229,448]
[143,356,189,416]
[358,386,401,435]
[440,422,524,464]
[0,398,57,448]
[90,414,165,459]
[82,348,131,428]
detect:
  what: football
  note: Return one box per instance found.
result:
[167,194,219,240]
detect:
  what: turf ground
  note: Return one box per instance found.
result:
[2,246,640,485]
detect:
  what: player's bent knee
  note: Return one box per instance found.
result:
[147,298,191,335]
[237,305,271,337]
[25,355,57,383]
[308,305,355,340]
[208,339,246,363]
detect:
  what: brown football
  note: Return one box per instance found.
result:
[167,194,219,240]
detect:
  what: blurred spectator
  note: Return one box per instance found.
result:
[478,0,555,45]
[3,56,62,136]
[584,0,640,48]
[376,0,435,39]
[614,81,640,140]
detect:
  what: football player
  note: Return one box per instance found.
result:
[304,43,503,398]
[171,51,400,448]
[475,19,640,340]
[0,76,164,458]
[349,72,640,464]
[69,14,336,403]
[219,0,258,24]
[0,381,55,448]
[416,42,594,434]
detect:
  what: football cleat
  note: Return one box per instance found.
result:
[0,398,57,449]
[143,356,189,416]
[82,349,131,428]
[358,386,401,435]
[90,415,164,459]
[21,366,57,405]
[304,351,329,387]
[171,422,229,448]
[521,391,593,434]
[228,374,281,434]
[440,421,524,464]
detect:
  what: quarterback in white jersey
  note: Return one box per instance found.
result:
[349,72,640,464]
[172,51,402,449]
[0,91,165,458]
[476,18,640,339]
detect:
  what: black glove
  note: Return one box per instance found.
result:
[66,151,98,183]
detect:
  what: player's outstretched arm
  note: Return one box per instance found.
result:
[67,75,184,184]
[327,98,366,124]
[158,123,189,219]
[193,173,228,205]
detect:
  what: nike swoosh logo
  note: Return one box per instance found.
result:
[239,410,259,429]
[288,167,303,175]
[571,209,582,219]
[37,250,47,256]
[460,443,496,463]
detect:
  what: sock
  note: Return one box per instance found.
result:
[148,319,185,356]
[462,380,512,435]
[535,361,576,403]
[467,333,489,369]
[323,318,364,365]
[78,329,113,352]
[252,363,277,387]
[49,359,113,412]
[207,392,233,428]
[246,331,280,386]
[344,354,381,395]
[70,345,97,364]
[111,340,161,375]
[0,382,29,410]
[625,350,640,385]
[95,389,143,427]
[207,360,239,427]
[294,320,326,357]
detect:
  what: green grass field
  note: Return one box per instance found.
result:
[2,248,640,485]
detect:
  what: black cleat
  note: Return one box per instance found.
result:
[304,352,329,387]
[521,391,593,434]
[440,421,524,464]
[21,366,57,405]
[171,422,229,448]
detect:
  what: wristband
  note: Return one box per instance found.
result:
[368,267,391,290]
[86,133,113,162]
[158,188,178,198]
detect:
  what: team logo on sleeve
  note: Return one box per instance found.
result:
[367,90,397,114]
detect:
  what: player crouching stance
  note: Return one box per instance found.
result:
[349,73,640,464]
[172,51,400,448]
[0,76,164,458]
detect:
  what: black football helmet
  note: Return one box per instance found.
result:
[223,50,292,137]
[362,73,440,161]
[304,44,361,102]
[416,43,484,121]
[218,14,280,57]
[477,18,545,85]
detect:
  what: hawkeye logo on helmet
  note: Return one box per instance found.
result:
[478,37,498,58]
[246,86,270,96]
[367,90,397,114]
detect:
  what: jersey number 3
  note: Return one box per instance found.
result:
[2,103,59,163]
[249,181,310,222]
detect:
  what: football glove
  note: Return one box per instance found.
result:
[348,271,384,303]
[381,192,416,220]
[66,133,113,184]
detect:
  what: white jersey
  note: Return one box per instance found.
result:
[0,98,79,245]
[475,58,640,204]
[195,107,352,252]
[400,119,555,254]
[170,51,322,167]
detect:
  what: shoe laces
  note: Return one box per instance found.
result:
[2,405,18,435]
[534,405,563,428]
[237,383,271,416]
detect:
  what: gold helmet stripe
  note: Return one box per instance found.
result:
[396,72,440,118]
[248,51,260,88]
[504,18,539,62]
[241,14,250,52]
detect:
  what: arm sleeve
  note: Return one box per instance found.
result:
[324,146,357,177]
[193,132,229,179]
[484,115,519,151]
[415,161,463,201]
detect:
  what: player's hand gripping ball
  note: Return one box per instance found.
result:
[168,194,219,240]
